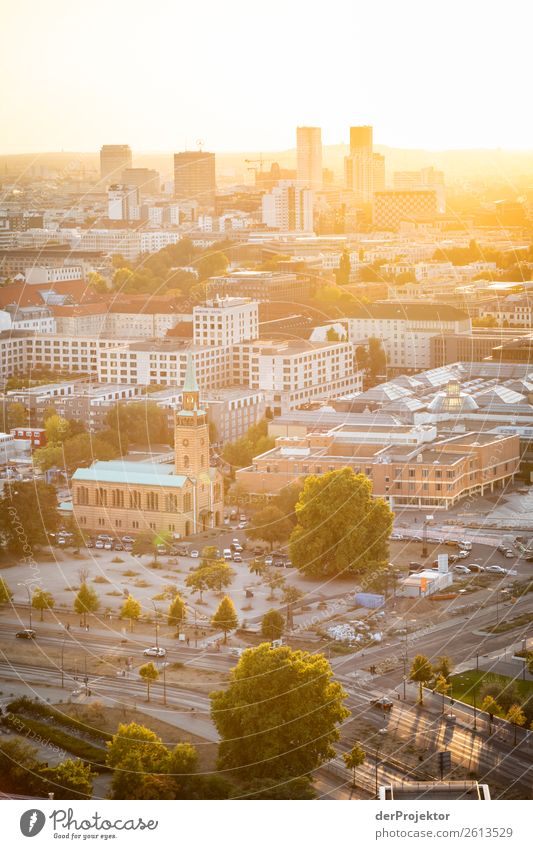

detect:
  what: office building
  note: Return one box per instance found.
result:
[347,301,471,371]
[193,297,259,347]
[173,151,216,206]
[393,166,445,212]
[100,145,132,182]
[261,184,314,231]
[107,185,140,221]
[121,167,160,195]
[296,126,323,190]
[373,190,439,230]
[206,270,312,302]
[344,125,385,204]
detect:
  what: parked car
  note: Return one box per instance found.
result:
[485,564,507,574]
[190,550,199,558]
[274,559,285,568]
[123,543,133,552]
[16,629,36,639]
[238,521,248,529]
[122,535,135,544]
[284,560,293,569]
[370,697,393,712]
[505,551,515,559]
[95,540,104,549]
[453,564,471,574]
[265,556,273,566]
[156,544,168,555]
[468,563,485,572]
[143,647,166,658]
[85,539,94,548]
[114,542,124,551]
[456,551,469,559]
[232,554,243,563]
[104,541,113,550]
[223,549,232,560]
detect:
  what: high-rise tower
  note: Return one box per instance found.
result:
[296,126,322,190]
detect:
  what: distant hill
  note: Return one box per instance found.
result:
[2,146,533,184]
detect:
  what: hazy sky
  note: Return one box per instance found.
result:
[2,0,532,154]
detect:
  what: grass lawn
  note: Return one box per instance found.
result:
[450,669,533,714]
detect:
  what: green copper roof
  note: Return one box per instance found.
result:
[183,353,199,394]
[72,461,187,489]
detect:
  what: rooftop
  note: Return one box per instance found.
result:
[72,460,187,489]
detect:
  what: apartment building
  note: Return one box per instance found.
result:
[261,185,314,232]
[235,428,519,510]
[207,270,311,302]
[480,296,533,327]
[25,266,84,284]
[52,304,189,338]
[96,340,231,388]
[193,297,259,346]
[232,338,362,415]
[347,302,472,371]
[0,305,56,334]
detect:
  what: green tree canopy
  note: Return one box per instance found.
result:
[44,413,70,445]
[247,505,293,551]
[261,608,284,641]
[120,595,142,629]
[0,481,60,554]
[289,468,393,578]
[139,662,159,701]
[74,582,99,626]
[168,593,187,629]
[185,567,211,602]
[0,577,13,604]
[409,654,433,705]
[343,742,366,786]
[106,722,168,773]
[211,644,349,780]
[40,758,94,800]
[31,588,55,621]
[211,595,238,642]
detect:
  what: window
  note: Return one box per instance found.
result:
[111,489,124,508]
[183,492,192,512]
[76,486,89,506]
[166,493,178,512]
[147,492,159,511]
[129,491,141,509]
[96,488,107,507]
[183,455,190,468]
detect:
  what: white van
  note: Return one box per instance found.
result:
[223,548,232,560]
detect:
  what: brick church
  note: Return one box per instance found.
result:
[72,356,224,537]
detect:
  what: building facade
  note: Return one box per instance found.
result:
[296,126,323,190]
[173,151,216,206]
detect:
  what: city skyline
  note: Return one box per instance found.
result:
[1,0,532,154]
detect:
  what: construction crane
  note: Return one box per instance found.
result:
[244,154,273,178]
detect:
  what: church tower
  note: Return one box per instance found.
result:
[174,354,210,478]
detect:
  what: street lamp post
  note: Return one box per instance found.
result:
[151,602,160,651]
[61,639,65,689]
[17,583,32,630]
[374,728,388,798]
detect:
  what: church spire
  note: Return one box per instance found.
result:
[182,353,200,412]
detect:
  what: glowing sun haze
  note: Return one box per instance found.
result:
[1,0,532,154]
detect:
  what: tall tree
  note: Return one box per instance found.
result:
[185,567,210,602]
[263,567,285,599]
[211,596,238,643]
[74,582,99,626]
[506,704,526,745]
[247,505,293,551]
[106,722,168,774]
[204,560,236,594]
[409,654,433,705]
[120,595,142,631]
[40,759,94,799]
[343,742,366,787]
[433,674,451,714]
[0,482,60,553]
[0,577,13,605]
[433,655,453,682]
[139,662,159,702]
[261,609,284,641]
[44,413,70,445]
[211,644,349,780]
[168,593,187,630]
[289,468,392,578]
[31,588,55,621]
[481,695,500,733]
[335,249,351,285]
